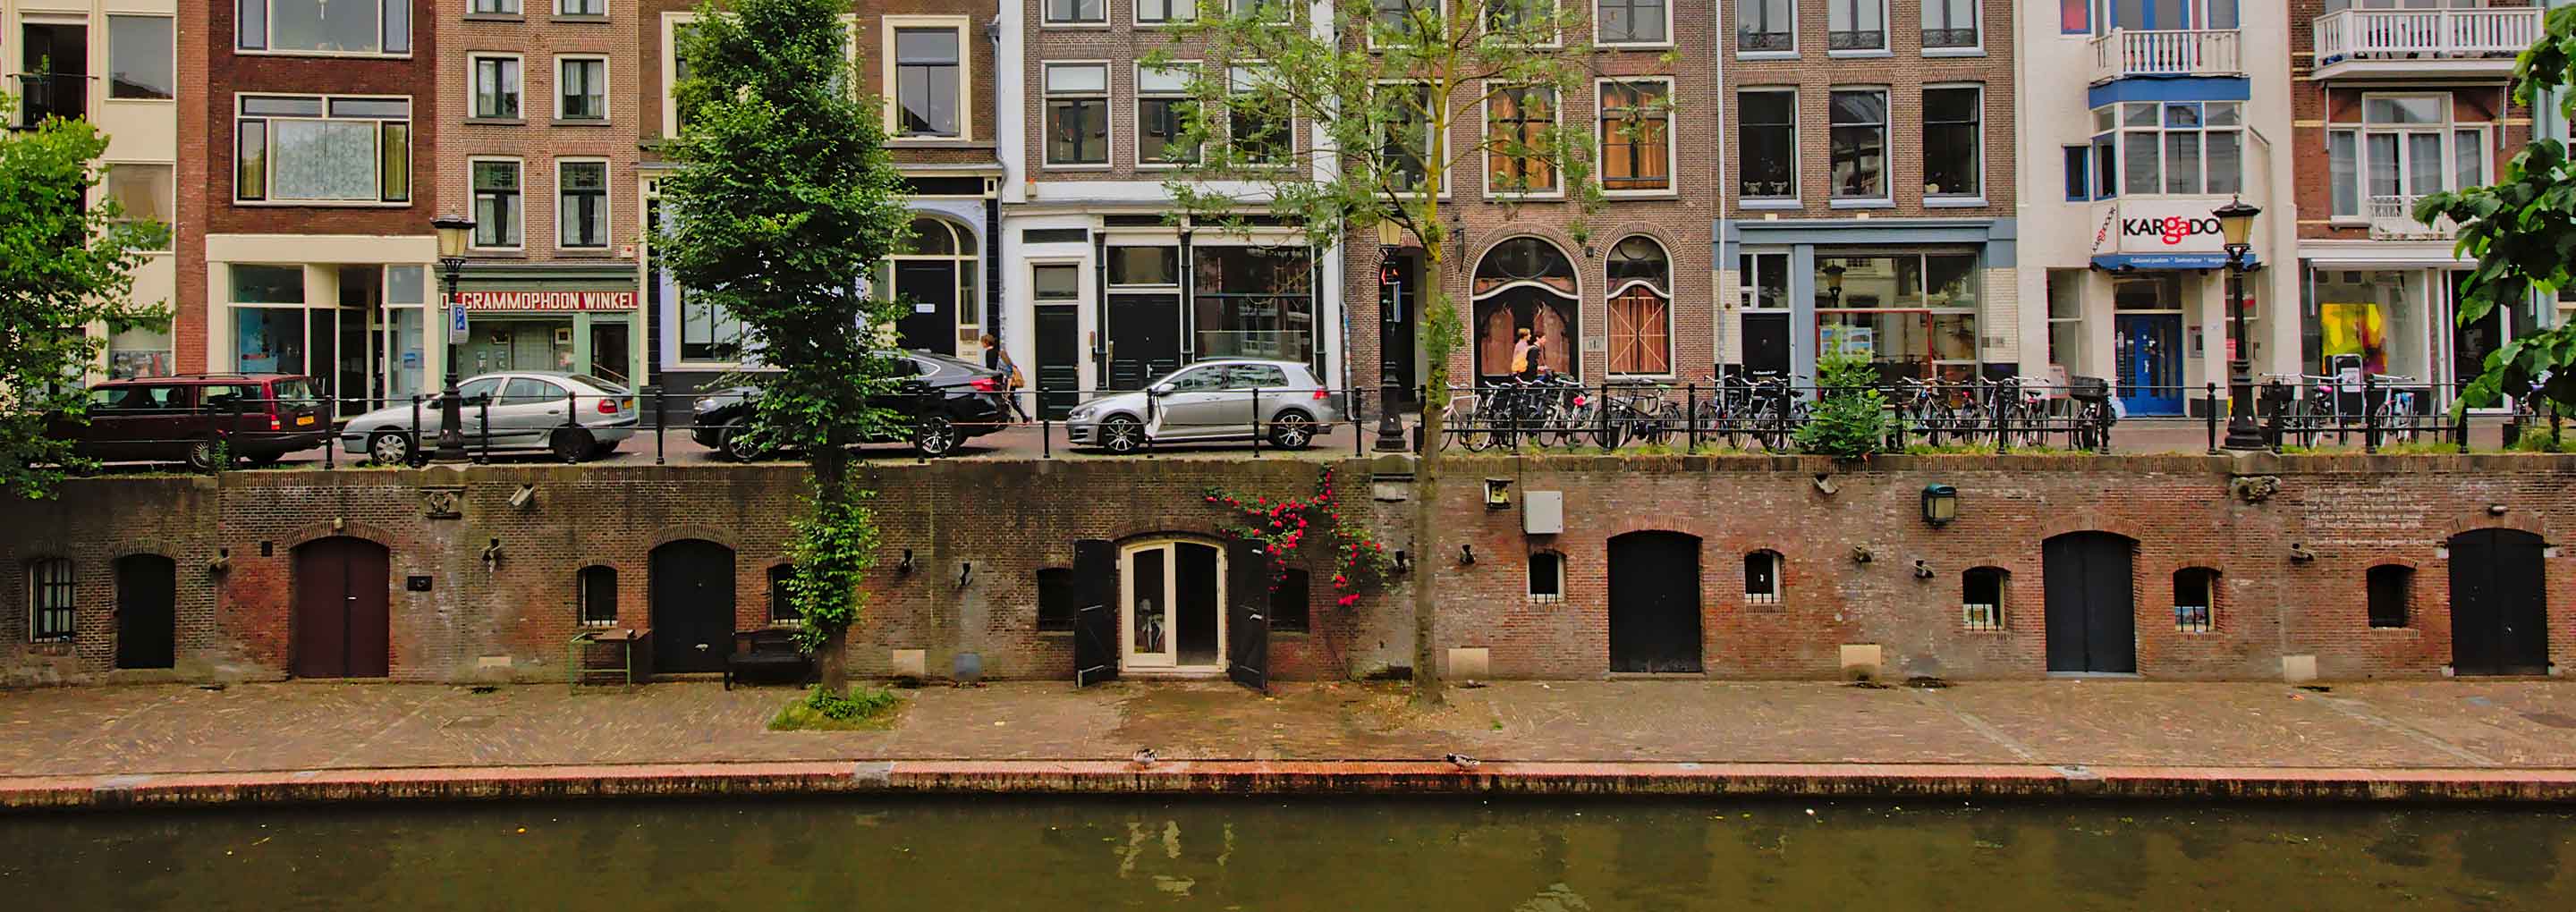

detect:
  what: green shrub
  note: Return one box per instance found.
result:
[1795,353,1892,459]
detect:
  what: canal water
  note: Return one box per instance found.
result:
[2,798,2570,910]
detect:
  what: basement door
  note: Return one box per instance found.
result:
[2449,528,2550,676]
[292,536,391,679]
[650,539,737,674]
[114,553,176,670]
[2043,531,2138,673]
[1122,540,1224,671]
[1608,531,1703,673]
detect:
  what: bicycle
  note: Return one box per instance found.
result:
[2368,373,2422,444]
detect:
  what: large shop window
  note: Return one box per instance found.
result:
[1828,89,1886,200]
[679,287,745,363]
[108,15,176,100]
[1922,86,1982,199]
[2327,94,2490,223]
[1486,86,1558,195]
[229,265,309,375]
[1598,80,1672,193]
[1043,63,1107,166]
[559,161,609,249]
[1606,236,1672,376]
[894,27,962,138]
[1815,253,1982,382]
[1738,89,1796,200]
[1192,246,1316,363]
[1138,64,1200,165]
[2305,269,2431,380]
[235,95,411,204]
[471,160,521,249]
[237,0,410,55]
[2097,101,2241,198]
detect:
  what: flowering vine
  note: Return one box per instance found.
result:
[1203,466,1391,608]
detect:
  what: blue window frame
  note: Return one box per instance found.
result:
[2063,145,2092,201]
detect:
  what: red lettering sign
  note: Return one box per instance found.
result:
[448,291,638,311]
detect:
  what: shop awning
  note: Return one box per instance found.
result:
[2090,252,2260,270]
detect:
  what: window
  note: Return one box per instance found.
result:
[2174,567,2217,633]
[1138,64,1199,165]
[893,27,962,139]
[1034,264,1082,301]
[2060,0,2088,33]
[26,559,74,643]
[1045,0,1104,24]
[1528,552,1563,598]
[679,286,742,362]
[1814,253,1982,380]
[1923,87,1982,198]
[558,0,603,15]
[768,564,801,625]
[106,165,174,251]
[2367,565,2412,629]
[557,57,607,121]
[2063,145,2092,201]
[1739,89,1796,200]
[1487,86,1558,194]
[1273,569,1310,632]
[234,95,411,204]
[1962,566,2005,630]
[1741,251,1790,310]
[1597,0,1665,44]
[2103,101,2242,197]
[1193,246,1317,360]
[1923,0,1977,49]
[1598,80,1671,193]
[1606,236,1672,376]
[1036,568,1077,631]
[577,566,617,626]
[1378,82,1434,191]
[1138,0,1197,23]
[1229,66,1291,165]
[2327,95,2488,221]
[236,0,411,55]
[1739,0,1792,52]
[471,55,521,119]
[1827,0,1885,52]
[558,160,608,249]
[1829,89,1886,200]
[470,160,521,249]
[1484,0,1554,35]
[1108,247,1181,285]
[108,16,176,100]
[472,0,519,13]
[661,16,697,137]
[1044,63,1108,166]
[1744,551,1782,604]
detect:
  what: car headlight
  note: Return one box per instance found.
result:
[692,398,719,413]
[1067,405,1095,421]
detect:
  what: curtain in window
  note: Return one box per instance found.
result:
[273,120,379,200]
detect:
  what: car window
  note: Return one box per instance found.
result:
[1228,365,1290,389]
[268,378,320,405]
[566,374,626,394]
[87,388,124,410]
[502,378,566,405]
[457,377,504,403]
[198,384,252,411]
[1166,367,1229,392]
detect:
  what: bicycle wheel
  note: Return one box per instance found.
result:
[1449,405,1490,452]
[1646,401,1682,446]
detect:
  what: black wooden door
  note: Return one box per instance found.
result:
[1380,258,1419,404]
[1072,539,1117,685]
[292,536,390,679]
[2044,532,2137,673]
[1106,292,1180,391]
[650,539,736,673]
[1741,312,1791,376]
[1608,531,1703,673]
[894,260,956,354]
[1036,305,1082,418]
[114,553,176,670]
[1225,539,1270,692]
[2450,528,2551,676]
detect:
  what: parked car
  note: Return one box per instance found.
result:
[1065,359,1340,454]
[339,372,640,464]
[48,374,332,470]
[690,351,1012,460]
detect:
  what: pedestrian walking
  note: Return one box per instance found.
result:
[983,334,1030,422]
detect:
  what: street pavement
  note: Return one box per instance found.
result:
[3,679,2572,777]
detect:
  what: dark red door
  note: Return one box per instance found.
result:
[293,536,391,678]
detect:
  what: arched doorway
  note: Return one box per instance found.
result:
[2448,528,2549,675]
[2043,531,2136,673]
[1121,539,1225,671]
[1606,236,1672,376]
[114,553,177,670]
[1608,531,1701,672]
[650,539,736,673]
[888,215,978,357]
[292,536,390,679]
[1472,237,1580,382]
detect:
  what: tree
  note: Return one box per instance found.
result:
[2419,7,2576,410]
[1150,0,1629,704]
[656,0,915,691]
[1793,351,1890,459]
[0,94,167,498]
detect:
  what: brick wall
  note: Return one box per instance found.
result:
[441,0,647,261]
[5,456,2573,686]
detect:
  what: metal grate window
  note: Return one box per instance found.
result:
[1744,551,1782,604]
[1962,566,2005,631]
[577,565,617,626]
[27,559,74,642]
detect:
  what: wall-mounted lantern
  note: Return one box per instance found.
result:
[897,548,916,574]
[1921,484,1958,527]
[1459,545,1477,566]
[1484,477,1513,510]
[1392,550,1411,574]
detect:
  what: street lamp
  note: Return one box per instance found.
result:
[1372,217,1411,452]
[2213,198,2264,450]
[430,215,476,461]
[1823,262,1846,306]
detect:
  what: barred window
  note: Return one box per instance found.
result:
[1962,566,2005,631]
[27,559,74,642]
[768,564,801,625]
[1745,550,1783,604]
[577,565,617,626]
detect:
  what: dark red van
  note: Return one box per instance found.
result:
[54,374,332,469]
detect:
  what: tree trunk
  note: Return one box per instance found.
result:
[1410,275,1450,708]
[810,441,852,694]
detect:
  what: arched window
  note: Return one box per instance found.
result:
[1471,237,1580,378]
[767,563,801,625]
[1744,550,1783,604]
[25,558,74,643]
[884,215,979,356]
[2173,567,2218,632]
[576,565,618,626]
[1606,235,1672,376]
[1473,237,1578,296]
[1961,566,2006,631]
[2367,564,2412,629]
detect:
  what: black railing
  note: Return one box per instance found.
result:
[1433,375,2121,455]
[1921,27,1979,48]
[1737,30,1793,52]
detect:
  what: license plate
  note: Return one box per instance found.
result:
[295,415,316,426]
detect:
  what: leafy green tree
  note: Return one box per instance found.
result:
[0,94,167,498]
[657,0,913,690]
[1150,0,1628,704]
[2419,7,2576,410]
[1793,352,1890,459]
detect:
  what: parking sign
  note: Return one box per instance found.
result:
[447,303,469,344]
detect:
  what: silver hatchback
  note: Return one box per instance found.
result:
[340,372,640,464]
[1065,359,1341,453]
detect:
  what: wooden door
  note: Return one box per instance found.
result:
[292,536,390,679]
[2450,528,2550,676]
[649,539,736,673]
[114,554,176,670]
[2044,532,2137,673]
[1608,531,1702,673]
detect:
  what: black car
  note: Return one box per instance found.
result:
[690,352,1011,460]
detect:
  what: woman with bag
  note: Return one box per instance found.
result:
[983,334,1030,421]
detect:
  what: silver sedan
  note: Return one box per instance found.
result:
[1065,359,1341,454]
[340,372,640,464]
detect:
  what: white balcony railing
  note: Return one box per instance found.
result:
[2089,29,2244,84]
[2367,194,2459,241]
[2315,8,2541,67]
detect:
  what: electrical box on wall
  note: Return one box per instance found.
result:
[1523,491,1563,535]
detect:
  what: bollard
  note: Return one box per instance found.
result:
[2204,383,2219,455]
[1250,387,1262,458]
[1042,396,1054,459]
[1352,388,1364,458]
[1686,383,1699,452]
[2457,401,2470,454]
[477,397,494,463]
[409,395,423,465]
[323,398,335,469]
[2362,373,2379,453]
[653,387,667,466]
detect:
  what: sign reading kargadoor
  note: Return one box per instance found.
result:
[449,291,638,311]
[2114,201,2228,255]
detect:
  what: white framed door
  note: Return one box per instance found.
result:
[1118,539,1227,671]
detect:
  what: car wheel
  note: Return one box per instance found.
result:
[1269,410,1315,450]
[184,436,228,473]
[367,431,417,466]
[1100,416,1146,454]
[913,416,959,458]
[550,427,595,463]
[719,423,767,462]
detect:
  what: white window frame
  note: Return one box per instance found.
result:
[1737,87,1800,206]
[2105,100,2246,198]
[1921,82,1985,205]
[1527,551,1564,600]
[1136,0,1199,26]
[660,12,698,139]
[233,0,413,58]
[1826,0,1889,55]
[1593,0,1672,47]
[1744,550,1784,604]
[556,157,612,250]
[467,52,524,121]
[1920,0,1983,55]
[469,0,521,14]
[1372,78,1451,198]
[1136,62,1203,170]
[231,93,413,207]
[1595,76,1675,198]
[105,14,178,103]
[883,16,973,142]
[1482,83,1563,198]
[1827,86,1891,206]
[2327,92,2490,223]
[468,156,526,251]
[1042,61,1113,170]
[1737,0,1797,58]
[555,55,610,122]
[1227,63,1295,169]
[1480,0,1562,49]
[556,0,605,17]
[1041,0,1108,28]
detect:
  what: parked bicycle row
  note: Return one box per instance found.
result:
[1434,372,2119,453]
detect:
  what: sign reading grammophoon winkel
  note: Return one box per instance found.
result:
[449,291,638,311]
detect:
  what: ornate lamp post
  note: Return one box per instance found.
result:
[430,215,476,461]
[1373,218,1410,452]
[2213,198,2264,451]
